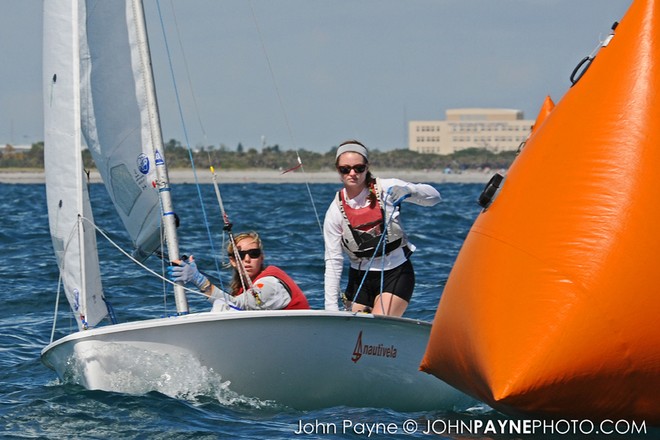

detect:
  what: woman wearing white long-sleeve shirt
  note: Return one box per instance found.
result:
[323,140,441,316]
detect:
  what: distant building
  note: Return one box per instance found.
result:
[409,108,534,155]
[2,143,32,154]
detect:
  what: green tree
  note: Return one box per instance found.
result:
[0,139,517,172]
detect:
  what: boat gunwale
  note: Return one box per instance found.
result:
[41,309,431,358]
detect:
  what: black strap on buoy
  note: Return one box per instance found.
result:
[478,173,504,209]
[570,56,593,86]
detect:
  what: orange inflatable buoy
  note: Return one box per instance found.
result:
[529,95,554,136]
[421,0,660,424]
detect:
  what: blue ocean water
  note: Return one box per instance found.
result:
[0,181,653,439]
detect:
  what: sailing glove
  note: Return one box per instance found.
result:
[168,256,210,291]
[388,185,412,206]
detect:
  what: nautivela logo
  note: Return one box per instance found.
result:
[351,330,398,363]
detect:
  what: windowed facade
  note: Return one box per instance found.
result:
[409,108,533,155]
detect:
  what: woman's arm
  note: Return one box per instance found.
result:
[323,203,345,311]
[208,276,291,311]
[380,178,441,207]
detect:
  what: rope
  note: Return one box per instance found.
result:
[298,155,324,236]
[377,210,389,315]
[50,215,229,335]
[159,217,169,313]
[351,199,401,313]
[80,217,214,300]
[210,166,252,309]
[49,215,102,338]
[49,272,62,344]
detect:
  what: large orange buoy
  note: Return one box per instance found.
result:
[421,0,660,424]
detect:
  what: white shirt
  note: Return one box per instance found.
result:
[208,275,292,311]
[323,178,441,311]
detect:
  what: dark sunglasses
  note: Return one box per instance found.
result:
[337,164,367,175]
[230,248,262,259]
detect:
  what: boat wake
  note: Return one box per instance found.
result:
[60,342,276,409]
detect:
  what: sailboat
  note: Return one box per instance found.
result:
[41,0,473,411]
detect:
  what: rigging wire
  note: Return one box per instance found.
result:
[167,0,210,145]
[248,0,324,235]
[81,216,212,300]
[155,0,225,290]
[157,1,327,309]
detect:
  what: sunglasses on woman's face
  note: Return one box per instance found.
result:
[337,164,367,175]
[230,248,262,259]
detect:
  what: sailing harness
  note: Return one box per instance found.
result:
[335,180,412,313]
[335,179,407,260]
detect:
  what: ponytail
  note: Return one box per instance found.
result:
[366,171,378,207]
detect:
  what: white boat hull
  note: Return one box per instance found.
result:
[42,310,473,410]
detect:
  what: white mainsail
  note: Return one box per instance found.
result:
[44,0,188,328]
[44,0,108,329]
[79,0,162,261]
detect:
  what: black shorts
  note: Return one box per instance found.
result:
[345,259,415,307]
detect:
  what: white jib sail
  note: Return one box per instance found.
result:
[44,0,108,330]
[79,0,162,261]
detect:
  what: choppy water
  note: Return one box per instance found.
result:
[0,181,653,439]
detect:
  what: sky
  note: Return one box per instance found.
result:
[2,0,632,152]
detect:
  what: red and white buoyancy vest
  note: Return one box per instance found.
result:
[336,179,407,259]
[237,265,310,310]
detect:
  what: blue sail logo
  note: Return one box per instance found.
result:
[154,149,165,165]
[137,153,150,174]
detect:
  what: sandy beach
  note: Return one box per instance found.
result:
[0,168,496,185]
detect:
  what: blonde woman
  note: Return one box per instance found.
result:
[171,231,309,311]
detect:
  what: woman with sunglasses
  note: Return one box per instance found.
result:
[170,231,310,311]
[323,140,441,316]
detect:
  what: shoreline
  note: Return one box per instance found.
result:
[0,168,497,185]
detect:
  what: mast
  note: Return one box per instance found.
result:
[130,0,188,314]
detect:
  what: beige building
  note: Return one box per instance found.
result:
[409,108,534,155]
